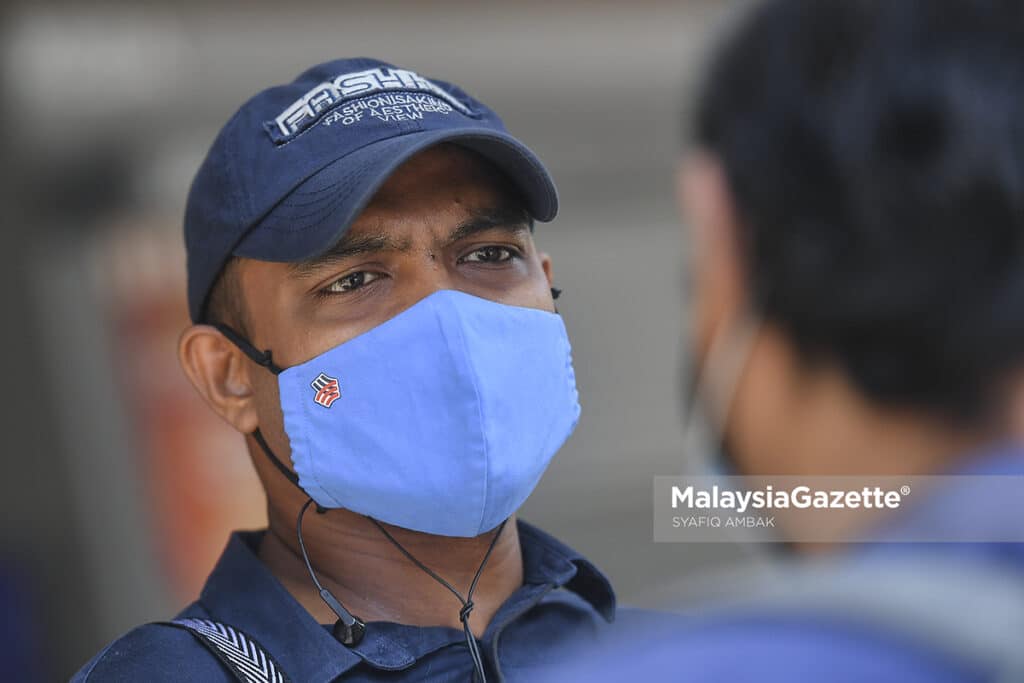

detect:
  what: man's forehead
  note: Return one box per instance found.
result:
[331,203,529,252]
[367,143,525,209]
[258,144,533,279]
[284,202,532,279]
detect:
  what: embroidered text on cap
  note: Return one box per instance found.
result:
[268,67,473,143]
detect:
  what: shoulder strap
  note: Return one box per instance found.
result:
[159,617,290,683]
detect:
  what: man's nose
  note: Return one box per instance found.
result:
[397,247,463,307]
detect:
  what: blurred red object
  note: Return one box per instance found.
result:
[101,223,265,603]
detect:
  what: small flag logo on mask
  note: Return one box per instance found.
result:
[311,372,341,408]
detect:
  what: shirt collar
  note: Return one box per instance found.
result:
[196,518,616,679]
[199,531,362,683]
[516,519,617,622]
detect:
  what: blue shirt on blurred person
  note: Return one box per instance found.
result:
[544,0,1024,679]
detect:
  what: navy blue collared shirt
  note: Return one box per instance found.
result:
[73,520,630,682]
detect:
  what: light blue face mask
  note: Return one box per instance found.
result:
[220,289,580,538]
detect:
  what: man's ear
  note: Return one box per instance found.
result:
[539,251,554,288]
[538,252,561,309]
[678,153,749,347]
[679,153,746,290]
[178,325,260,434]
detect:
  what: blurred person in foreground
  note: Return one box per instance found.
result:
[71,57,649,682]
[547,0,1024,680]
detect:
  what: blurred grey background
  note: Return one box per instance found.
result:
[0,1,747,679]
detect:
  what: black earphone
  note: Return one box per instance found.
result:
[296,498,367,646]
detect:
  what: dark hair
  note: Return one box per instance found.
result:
[204,256,249,335]
[694,0,1024,422]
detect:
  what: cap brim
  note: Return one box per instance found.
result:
[233,128,558,263]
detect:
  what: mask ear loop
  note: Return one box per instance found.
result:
[213,323,285,375]
[251,428,300,486]
[681,311,762,465]
[551,287,563,315]
[681,312,784,559]
[214,324,367,645]
[212,324,296,486]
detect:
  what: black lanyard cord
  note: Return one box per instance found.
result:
[369,517,508,682]
[296,498,366,645]
[255,421,505,676]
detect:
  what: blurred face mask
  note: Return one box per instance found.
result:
[218,289,580,538]
[680,312,762,476]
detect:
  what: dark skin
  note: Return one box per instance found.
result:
[178,144,556,635]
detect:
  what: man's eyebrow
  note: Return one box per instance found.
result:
[288,232,412,278]
[444,207,534,246]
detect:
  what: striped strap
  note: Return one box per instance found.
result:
[161,618,290,683]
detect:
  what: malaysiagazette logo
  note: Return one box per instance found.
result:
[654,474,1024,543]
[310,372,341,409]
[671,484,909,513]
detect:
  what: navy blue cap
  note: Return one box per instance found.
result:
[185,57,559,323]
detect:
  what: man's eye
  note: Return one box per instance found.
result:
[324,271,379,294]
[461,246,515,264]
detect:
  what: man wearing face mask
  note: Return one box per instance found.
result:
[544,0,1024,680]
[72,58,627,682]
